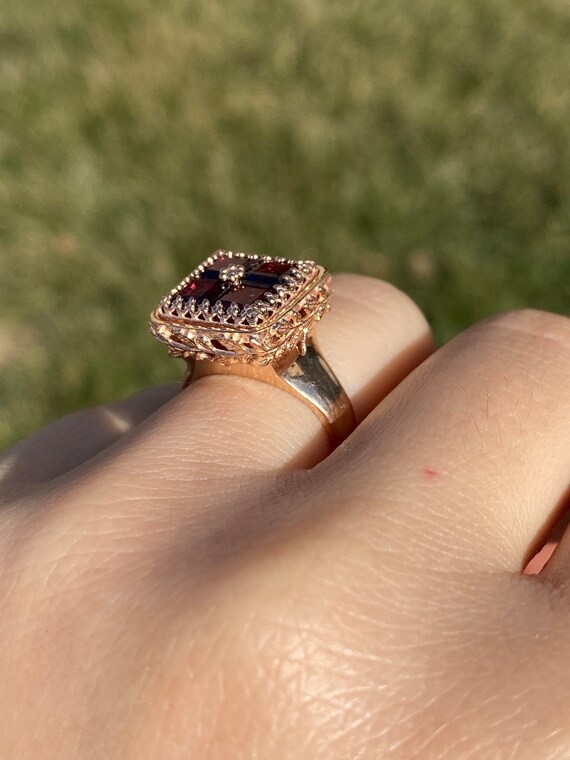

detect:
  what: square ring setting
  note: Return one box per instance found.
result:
[150,251,332,365]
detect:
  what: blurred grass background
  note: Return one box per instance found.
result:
[0,0,569,450]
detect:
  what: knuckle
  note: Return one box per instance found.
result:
[420,308,570,473]
[483,308,570,352]
[378,280,429,325]
[333,272,430,334]
[467,309,570,372]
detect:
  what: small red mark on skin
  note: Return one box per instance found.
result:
[422,467,440,480]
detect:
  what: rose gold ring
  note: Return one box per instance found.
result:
[149,250,356,444]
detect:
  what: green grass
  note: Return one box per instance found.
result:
[0,0,569,450]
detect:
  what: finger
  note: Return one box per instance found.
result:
[99,275,434,490]
[319,309,570,573]
[0,384,179,493]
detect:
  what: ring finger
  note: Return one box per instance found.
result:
[98,274,434,495]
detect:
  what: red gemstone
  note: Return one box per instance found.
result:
[243,261,292,288]
[201,254,231,280]
[179,278,227,302]
[176,257,292,315]
[254,261,291,275]
[220,286,266,307]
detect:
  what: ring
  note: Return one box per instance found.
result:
[149,250,356,444]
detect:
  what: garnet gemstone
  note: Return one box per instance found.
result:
[255,261,292,275]
[219,286,266,308]
[243,261,292,288]
[179,278,227,303]
[176,256,295,317]
[201,254,232,279]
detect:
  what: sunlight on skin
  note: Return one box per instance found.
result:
[0,407,132,486]
[0,450,17,485]
[99,406,134,436]
[0,298,569,757]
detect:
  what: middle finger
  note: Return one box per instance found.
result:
[319,309,570,573]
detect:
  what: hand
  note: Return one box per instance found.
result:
[1,274,569,759]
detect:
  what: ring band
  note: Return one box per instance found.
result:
[184,335,355,443]
[150,250,356,444]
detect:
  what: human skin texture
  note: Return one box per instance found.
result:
[0,274,569,759]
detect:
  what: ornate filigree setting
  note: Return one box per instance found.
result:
[150,250,332,365]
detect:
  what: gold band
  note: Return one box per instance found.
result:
[183,335,356,445]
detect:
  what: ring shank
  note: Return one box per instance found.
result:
[184,336,356,445]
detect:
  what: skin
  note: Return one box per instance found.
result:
[0,273,569,759]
